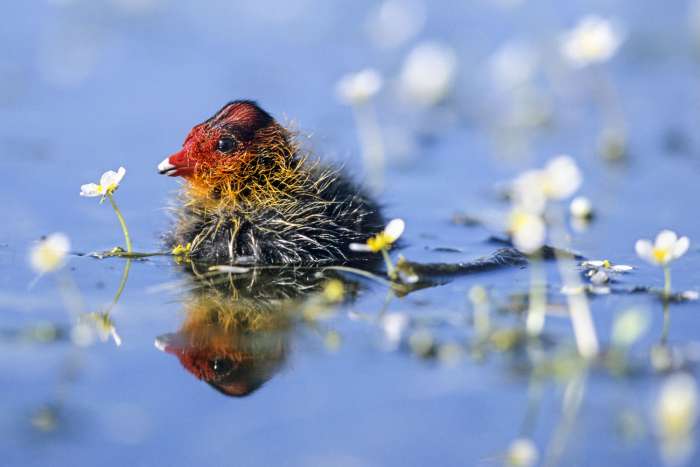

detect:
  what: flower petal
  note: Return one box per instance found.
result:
[673,236,690,259]
[349,242,372,252]
[80,183,102,197]
[513,214,545,254]
[544,155,582,200]
[336,69,383,104]
[635,239,654,263]
[116,166,126,182]
[100,167,126,190]
[110,327,122,347]
[99,171,117,187]
[383,218,405,243]
[512,170,547,214]
[655,230,678,251]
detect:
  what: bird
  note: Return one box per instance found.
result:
[158,100,385,265]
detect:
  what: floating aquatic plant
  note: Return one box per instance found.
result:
[508,209,546,254]
[80,167,132,253]
[580,259,633,287]
[569,196,593,220]
[509,155,598,358]
[336,68,383,105]
[350,218,405,280]
[560,15,624,68]
[635,230,690,298]
[398,41,457,106]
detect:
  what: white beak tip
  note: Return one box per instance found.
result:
[158,158,176,175]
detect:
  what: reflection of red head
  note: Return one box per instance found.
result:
[156,331,286,397]
[155,296,290,398]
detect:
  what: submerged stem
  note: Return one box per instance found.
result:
[110,258,132,310]
[526,253,547,337]
[660,300,670,345]
[107,193,132,253]
[550,206,599,359]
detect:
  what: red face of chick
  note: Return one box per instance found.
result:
[155,329,286,398]
[158,100,275,180]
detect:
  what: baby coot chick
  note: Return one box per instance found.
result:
[158,100,385,265]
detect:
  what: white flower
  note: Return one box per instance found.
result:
[350,218,405,252]
[581,259,633,273]
[29,233,70,274]
[509,209,545,254]
[635,230,690,266]
[512,155,582,213]
[542,155,582,200]
[336,69,383,104]
[588,269,609,285]
[512,169,548,214]
[398,42,457,106]
[366,0,426,49]
[80,167,126,199]
[655,373,698,439]
[506,438,538,467]
[570,196,593,219]
[561,15,624,67]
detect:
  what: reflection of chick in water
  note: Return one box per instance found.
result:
[156,269,350,397]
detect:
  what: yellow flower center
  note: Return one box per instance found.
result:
[510,211,532,233]
[652,248,670,265]
[602,259,611,269]
[366,232,393,253]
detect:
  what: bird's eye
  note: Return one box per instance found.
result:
[210,357,234,375]
[217,137,237,153]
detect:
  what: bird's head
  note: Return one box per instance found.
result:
[158,100,295,201]
[154,291,292,398]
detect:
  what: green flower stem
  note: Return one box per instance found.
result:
[107,193,132,253]
[663,265,671,299]
[381,248,397,281]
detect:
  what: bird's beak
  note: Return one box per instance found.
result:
[154,333,185,354]
[158,148,195,177]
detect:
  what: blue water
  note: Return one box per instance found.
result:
[2,1,700,466]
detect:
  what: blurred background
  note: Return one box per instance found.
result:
[3,1,700,466]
